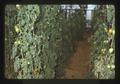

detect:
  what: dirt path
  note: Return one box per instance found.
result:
[59,30,92,79]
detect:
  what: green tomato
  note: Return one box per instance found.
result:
[14,41,17,45]
[15,25,20,33]
[111,64,115,69]
[112,30,115,35]
[17,40,21,44]
[104,40,108,43]
[16,4,20,9]
[14,40,21,45]
[107,65,111,68]
[109,48,114,53]
[27,62,30,65]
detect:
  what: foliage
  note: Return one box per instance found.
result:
[89,5,115,79]
[11,5,41,79]
[70,9,86,41]
[10,5,63,79]
[35,5,61,79]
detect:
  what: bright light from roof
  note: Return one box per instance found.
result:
[86,5,96,20]
[61,4,80,9]
[87,5,96,10]
[60,4,96,20]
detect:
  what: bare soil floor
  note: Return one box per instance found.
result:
[58,29,93,79]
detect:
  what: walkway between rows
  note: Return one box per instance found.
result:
[59,29,93,79]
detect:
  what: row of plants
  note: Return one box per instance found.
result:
[70,9,86,41]
[5,5,86,79]
[11,5,42,79]
[89,5,115,79]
